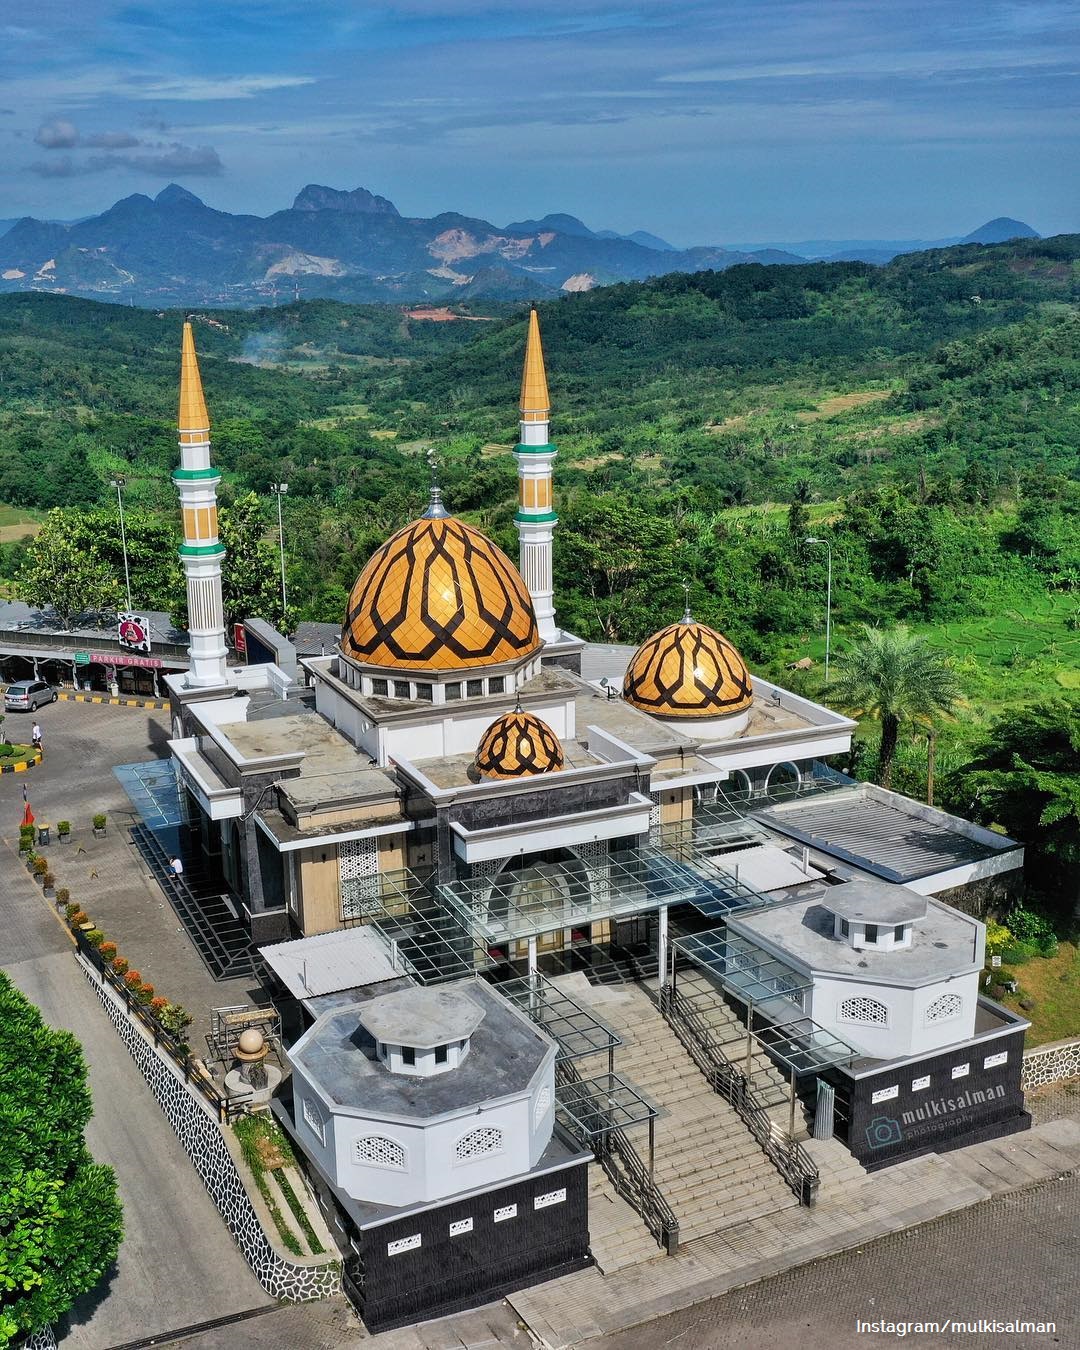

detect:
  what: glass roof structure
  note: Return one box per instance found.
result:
[753,1018,859,1074]
[495,973,621,1063]
[555,1071,658,1141]
[674,928,814,1004]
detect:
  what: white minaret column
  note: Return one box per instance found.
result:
[514,306,559,643]
[174,321,228,686]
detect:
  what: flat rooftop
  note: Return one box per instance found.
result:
[221,712,397,808]
[730,886,982,984]
[291,979,551,1119]
[756,783,1020,883]
[261,926,402,1001]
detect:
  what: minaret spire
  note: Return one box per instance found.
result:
[513,305,559,643]
[173,321,228,687]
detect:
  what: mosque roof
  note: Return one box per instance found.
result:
[475,707,565,779]
[623,614,753,720]
[341,502,541,673]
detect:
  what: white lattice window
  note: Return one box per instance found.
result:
[838,995,889,1026]
[454,1125,503,1164]
[533,1084,551,1127]
[353,1135,407,1170]
[648,791,662,838]
[574,839,612,908]
[302,1097,325,1143]
[925,993,963,1025]
[339,837,380,919]
[469,858,502,916]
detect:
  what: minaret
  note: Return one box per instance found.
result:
[513,306,559,642]
[174,322,228,686]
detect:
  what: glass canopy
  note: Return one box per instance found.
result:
[753,1018,859,1074]
[495,972,621,1064]
[555,1071,658,1141]
[674,927,814,1003]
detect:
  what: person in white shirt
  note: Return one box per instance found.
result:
[31,722,42,750]
[170,856,184,877]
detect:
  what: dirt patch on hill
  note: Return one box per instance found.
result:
[797,389,892,421]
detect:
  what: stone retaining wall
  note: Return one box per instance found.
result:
[1022,1036,1080,1090]
[79,957,340,1303]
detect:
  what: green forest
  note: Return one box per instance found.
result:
[2,233,1078,918]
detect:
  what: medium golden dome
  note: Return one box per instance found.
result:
[475,709,564,779]
[623,617,753,719]
[342,512,540,672]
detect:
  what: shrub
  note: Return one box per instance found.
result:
[136,982,154,1004]
[111,956,129,976]
[985,920,1012,956]
[1008,906,1056,943]
[84,930,104,949]
[149,995,169,1014]
[19,824,34,850]
[123,969,142,989]
[998,940,1036,965]
[57,820,71,835]
[42,872,55,889]
[64,901,80,920]
[69,910,89,928]
[33,857,48,877]
[158,1003,193,1037]
[56,887,70,906]
[98,941,117,960]
[92,813,107,830]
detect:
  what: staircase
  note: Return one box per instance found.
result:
[555,973,801,1248]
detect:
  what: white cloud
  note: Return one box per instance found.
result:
[122,74,317,102]
[34,118,79,148]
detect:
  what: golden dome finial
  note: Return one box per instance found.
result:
[178,319,210,434]
[519,305,550,417]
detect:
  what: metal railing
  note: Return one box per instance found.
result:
[659,983,819,1207]
[74,927,248,1123]
[555,1059,680,1255]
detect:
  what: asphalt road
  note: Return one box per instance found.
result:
[591,1171,1078,1350]
[1,701,270,1348]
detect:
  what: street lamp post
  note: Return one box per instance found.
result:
[805,537,832,686]
[270,483,289,624]
[110,475,133,611]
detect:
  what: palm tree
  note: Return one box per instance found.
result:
[831,625,960,790]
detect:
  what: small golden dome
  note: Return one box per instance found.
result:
[623,616,752,719]
[343,510,541,672]
[475,709,564,779]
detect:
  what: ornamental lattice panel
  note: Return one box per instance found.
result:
[353,1135,406,1170]
[925,992,963,1024]
[339,836,380,919]
[574,839,612,909]
[838,995,889,1026]
[454,1125,503,1162]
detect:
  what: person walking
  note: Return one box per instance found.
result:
[31,722,42,752]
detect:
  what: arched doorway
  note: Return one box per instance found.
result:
[487,847,592,936]
[764,760,802,798]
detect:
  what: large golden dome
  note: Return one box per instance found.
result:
[475,708,564,779]
[342,510,540,672]
[623,617,753,719]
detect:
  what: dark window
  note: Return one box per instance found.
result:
[416,683,433,702]
[401,1046,415,1066]
[393,680,411,699]
[894,923,906,941]
[445,682,461,701]
[434,1044,448,1064]
[840,918,850,938]
[864,924,878,944]
[371,678,388,696]
[467,679,483,697]
[489,676,505,695]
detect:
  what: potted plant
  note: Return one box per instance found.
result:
[99,940,117,962]
[42,871,55,898]
[92,813,107,838]
[57,820,71,843]
[136,981,155,1004]
[25,850,39,873]
[84,929,104,949]
[33,857,48,882]
[18,824,34,853]
[159,1003,193,1040]
[111,955,129,976]
[64,900,80,921]
[55,886,70,914]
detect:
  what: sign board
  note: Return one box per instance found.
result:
[74,651,90,666]
[233,623,247,656]
[991,954,1001,968]
[89,652,163,669]
[118,613,151,654]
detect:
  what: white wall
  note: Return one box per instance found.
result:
[808,972,980,1059]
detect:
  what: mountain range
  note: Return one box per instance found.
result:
[0,184,1040,307]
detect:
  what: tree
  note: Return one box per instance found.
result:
[0,973,123,1346]
[218,491,290,630]
[16,511,122,627]
[830,625,960,789]
[948,697,1080,911]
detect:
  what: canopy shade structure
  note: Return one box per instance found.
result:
[753,1017,859,1074]
[496,972,621,1066]
[555,1071,658,1142]
[674,927,813,1005]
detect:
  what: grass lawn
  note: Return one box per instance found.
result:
[0,742,33,763]
[996,941,1080,1046]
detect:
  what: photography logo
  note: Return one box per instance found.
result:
[865,1115,903,1150]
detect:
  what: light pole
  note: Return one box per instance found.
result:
[110,474,133,611]
[270,483,289,625]
[805,537,832,686]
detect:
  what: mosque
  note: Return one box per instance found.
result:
[162,314,1032,1326]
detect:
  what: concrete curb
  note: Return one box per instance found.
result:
[0,749,42,773]
[57,691,168,710]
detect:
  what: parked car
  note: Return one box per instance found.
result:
[4,679,58,711]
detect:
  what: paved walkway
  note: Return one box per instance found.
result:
[507,1114,1080,1348]
[1,835,270,1347]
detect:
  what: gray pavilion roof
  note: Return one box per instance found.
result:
[821,878,928,925]
[358,986,485,1048]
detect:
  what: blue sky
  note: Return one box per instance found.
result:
[2,0,1078,242]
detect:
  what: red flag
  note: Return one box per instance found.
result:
[21,786,34,827]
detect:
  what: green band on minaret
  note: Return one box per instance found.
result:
[179,543,226,559]
[515,510,558,524]
[173,468,221,482]
[514,442,557,455]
